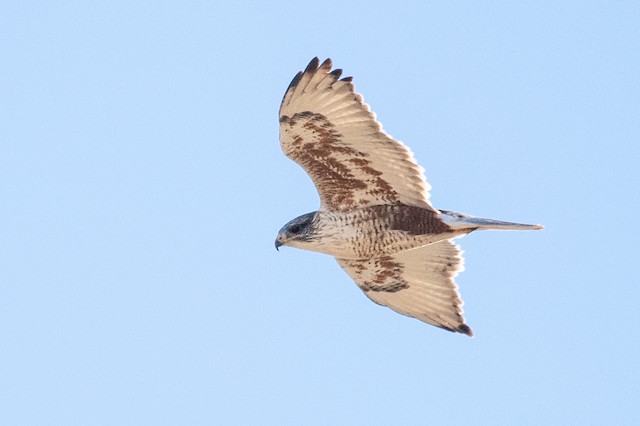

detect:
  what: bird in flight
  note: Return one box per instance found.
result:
[275,58,542,336]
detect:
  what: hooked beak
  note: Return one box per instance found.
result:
[275,239,283,251]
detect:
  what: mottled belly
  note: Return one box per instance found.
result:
[312,205,459,259]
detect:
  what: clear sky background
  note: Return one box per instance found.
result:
[2,1,639,425]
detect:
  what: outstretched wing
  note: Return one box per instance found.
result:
[279,57,434,213]
[337,240,472,336]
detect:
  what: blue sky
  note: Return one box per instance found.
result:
[1,1,639,424]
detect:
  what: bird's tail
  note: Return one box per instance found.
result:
[440,210,543,231]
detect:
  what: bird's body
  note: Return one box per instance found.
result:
[275,58,542,336]
[282,206,468,259]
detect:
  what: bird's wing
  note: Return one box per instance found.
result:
[336,240,472,336]
[279,57,434,213]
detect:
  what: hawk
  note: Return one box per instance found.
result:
[275,58,542,336]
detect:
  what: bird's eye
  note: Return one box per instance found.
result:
[289,224,301,234]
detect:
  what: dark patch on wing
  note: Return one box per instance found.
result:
[457,324,474,337]
[337,242,472,337]
[281,112,400,211]
[281,57,339,111]
[432,322,474,336]
[349,257,410,293]
[280,71,303,111]
[330,68,343,79]
[304,57,320,73]
[280,58,322,111]
[279,58,434,212]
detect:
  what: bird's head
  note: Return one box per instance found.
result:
[275,212,318,251]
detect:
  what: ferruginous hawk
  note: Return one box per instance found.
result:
[275,58,542,336]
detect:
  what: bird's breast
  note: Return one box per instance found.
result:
[311,205,455,259]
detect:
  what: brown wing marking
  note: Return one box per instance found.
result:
[337,241,472,336]
[279,58,434,212]
[348,256,410,293]
[280,111,400,211]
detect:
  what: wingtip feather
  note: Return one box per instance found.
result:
[458,324,474,337]
[305,57,320,73]
[330,68,343,79]
[319,57,333,70]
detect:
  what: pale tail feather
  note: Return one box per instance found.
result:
[440,210,543,231]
